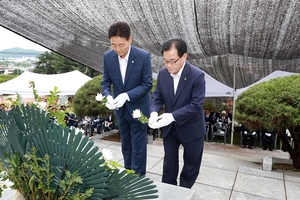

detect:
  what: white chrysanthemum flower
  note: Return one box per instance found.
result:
[132,109,141,118]
[95,93,104,101]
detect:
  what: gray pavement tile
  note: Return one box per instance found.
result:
[234,173,285,199]
[196,165,237,189]
[146,172,163,182]
[201,160,238,172]
[105,142,122,151]
[285,180,300,200]
[230,191,275,200]
[202,153,260,169]
[192,182,231,200]
[148,159,185,178]
[284,174,300,183]
[147,156,163,172]
[90,138,114,148]
[147,156,164,174]
[147,144,164,158]
[239,166,283,179]
[152,181,195,200]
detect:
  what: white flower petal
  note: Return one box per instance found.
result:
[95,93,104,101]
[132,109,141,118]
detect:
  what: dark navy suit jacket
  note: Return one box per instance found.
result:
[101,46,152,119]
[150,62,206,143]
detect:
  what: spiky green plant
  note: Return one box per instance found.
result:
[0,105,158,199]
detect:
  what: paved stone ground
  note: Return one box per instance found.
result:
[98,130,299,177]
[152,137,300,177]
[95,132,300,199]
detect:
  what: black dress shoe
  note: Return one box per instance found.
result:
[89,134,94,137]
[263,147,267,150]
[248,146,253,149]
[269,148,273,151]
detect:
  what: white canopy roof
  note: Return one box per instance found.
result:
[0,70,92,96]
[204,72,234,97]
[235,70,298,98]
[153,71,234,97]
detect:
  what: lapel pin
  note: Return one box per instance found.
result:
[184,78,187,80]
[132,61,134,63]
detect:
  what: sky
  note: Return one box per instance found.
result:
[0,26,48,52]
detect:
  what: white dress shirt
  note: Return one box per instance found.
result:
[118,47,131,84]
[170,62,185,95]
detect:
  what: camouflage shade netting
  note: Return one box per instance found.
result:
[0,0,300,89]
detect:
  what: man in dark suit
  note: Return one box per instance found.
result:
[101,21,152,175]
[149,38,206,189]
[209,107,220,125]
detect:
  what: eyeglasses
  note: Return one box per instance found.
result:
[163,57,181,66]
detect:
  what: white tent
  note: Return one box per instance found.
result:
[0,70,92,96]
[235,70,298,98]
[152,72,234,97]
[204,72,234,97]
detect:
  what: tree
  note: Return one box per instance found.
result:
[33,51,56,74]
[33,51,100,77]
[12,68,23,75]
[235,75,300,169]
[73,75,108,119]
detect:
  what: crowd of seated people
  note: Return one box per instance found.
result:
[1,101,118,138]
[204,107,232,137]
[88,112,117,137]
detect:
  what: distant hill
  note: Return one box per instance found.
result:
[0,47,44,58]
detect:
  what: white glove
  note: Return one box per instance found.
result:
[113,93,129,108]
[152,113,174,129]
[105,95,117,110]
[148,112,158,129]
[107,95,114,105]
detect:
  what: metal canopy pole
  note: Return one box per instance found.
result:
[230,60,236,145]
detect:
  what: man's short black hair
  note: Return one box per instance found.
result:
[108,21,131,40]
[161,38,187,57]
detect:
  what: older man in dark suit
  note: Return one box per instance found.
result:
[149,38,206,189]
